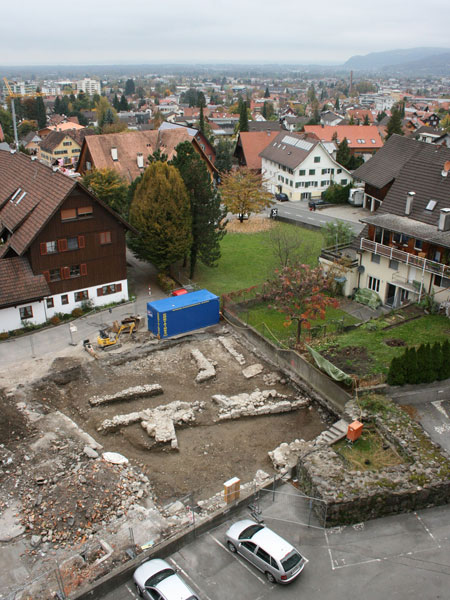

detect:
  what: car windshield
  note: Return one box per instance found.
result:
[281,550,302,572]
[145,568,175,588]
[238,524,264,540]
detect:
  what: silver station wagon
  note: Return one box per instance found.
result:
[225,519,308,584]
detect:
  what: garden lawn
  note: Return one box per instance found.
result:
[243,303,359,348]
[192,222,324,296]
[314,314,450,376]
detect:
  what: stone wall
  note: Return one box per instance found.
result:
[222,307,351,416]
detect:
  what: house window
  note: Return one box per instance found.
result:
[70,265,80,278]
[414,239,423,251]
[99,231,112,245]
[40,240,57,254]
[434,275,450,288]
[74,290,89,302]
[309,169,315,175]
[61,294,69,305]
[299,169,306,176]
[337,168,342,174]
[97,283,122,296]
[46,298,54,308]
[49,268,61,282]
[20,306,33,320]
[368,276,380,292]
[67,237,79,251]
[371,254,381,264]
[389,259,399,270]
[321,180,328,187]
[314,156,320,163]
[301,192,311,200]
[341,179,348,185]
[63,141,72,146]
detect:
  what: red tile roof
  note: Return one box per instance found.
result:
[237,131,280,170]
[304,125,383,149]
[0,256,49,308]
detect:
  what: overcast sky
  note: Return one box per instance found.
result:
[2,0,449,66]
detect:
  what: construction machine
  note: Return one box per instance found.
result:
[97,316,140,350]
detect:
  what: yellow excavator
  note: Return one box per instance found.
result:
[97,317,139,350]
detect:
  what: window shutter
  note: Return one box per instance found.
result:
[40,242,47,255]
[43,271,50,283]
[97,287,103,296]
[80,263,87,276]
[58,238,68,252]
[62,266,70,280]
[116,283,122,292]
[78,235,85,249]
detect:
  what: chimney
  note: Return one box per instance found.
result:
[405,191,415,215]
[441,160,450,177]
[438,208,450,232]
[111,147,118,161]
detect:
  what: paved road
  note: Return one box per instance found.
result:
[101,484,450,600]
[267,201,366,236]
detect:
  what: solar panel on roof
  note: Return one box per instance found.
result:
[282,135,300,146]
[426,200,437,211]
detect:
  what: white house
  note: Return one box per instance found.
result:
[260,131,353,202]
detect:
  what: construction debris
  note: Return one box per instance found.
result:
[212,389,309,420]
[190,349,216,383]
[242,364,264,379]
[218,335,246,365]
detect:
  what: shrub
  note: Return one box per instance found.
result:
[157,272,177,293]
[0,332,9,340]
[440,340,450,380]
[71,308,83,318]
[430,342,442,382]
[81,299,94,313]
[49,315,61,326]
[387,356,405,386]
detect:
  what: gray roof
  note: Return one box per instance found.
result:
[248,121,284,132]
[361,213,450,246]
[259,131,318,169]
[352,134,437,189]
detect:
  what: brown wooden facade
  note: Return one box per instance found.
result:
[28,186,127,296]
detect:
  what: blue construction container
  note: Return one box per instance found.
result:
[147,289,220,338]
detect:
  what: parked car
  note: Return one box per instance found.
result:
[275,192,289,202]
[134,558,200,600]
[308,198,326,209]
[225,519,308,584]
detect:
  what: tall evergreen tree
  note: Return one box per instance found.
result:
[336,137,351,168]
[199,104,205,134]
[128,162,192,273]
[264,86,270,98]
[385,108,404,139]
[171,142,227,277]
[439,340,450,380]
[238,99,249,132]
[119,95,129,111]
[124,79,135,96]
[54,96,62,115]
[215,139,234,173]
[113,94,120,111]
[335,97,340,110]
[430,342,442,382]
[35,96,46,129]
[363,114,370,125]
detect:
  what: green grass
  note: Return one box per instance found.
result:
[334,426,404,471]
[314,314,449,375]
[242,303,359,348]
[192,223,324,296]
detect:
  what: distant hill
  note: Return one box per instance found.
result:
[344,47,450,70]
[384,51,450,75]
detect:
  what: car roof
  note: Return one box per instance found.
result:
[252,527,294,560]
[134,558,173,588]
[157,573,195,600]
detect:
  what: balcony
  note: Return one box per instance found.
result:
[360,238,450,278]
[320,243,359,268]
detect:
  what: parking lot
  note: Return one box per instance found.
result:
[102,484,450,600]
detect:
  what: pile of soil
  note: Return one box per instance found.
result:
[384,338,406,347]
[322,345,373,376]
[0,391,34,446]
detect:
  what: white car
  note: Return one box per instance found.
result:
[134,558,199,600]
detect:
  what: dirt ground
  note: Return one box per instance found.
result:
[32,330,328,504]
[322,345,373,376]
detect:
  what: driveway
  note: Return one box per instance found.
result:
[101,483,450,600]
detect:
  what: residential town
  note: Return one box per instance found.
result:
[1,46,450,600]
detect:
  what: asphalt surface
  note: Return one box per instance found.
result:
[101,483,450,600]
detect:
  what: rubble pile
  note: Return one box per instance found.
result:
[98,400,204,449]
[212,389,309,420]
[20,459,152,549]
[218,336,246,365]
[89,384,163,406]
[190,349,216,383]
[269,439,308,476]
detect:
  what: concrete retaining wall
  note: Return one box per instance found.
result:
[222,307,351,415]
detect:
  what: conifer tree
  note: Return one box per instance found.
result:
[363,114,370,126]
[199,104,205,134]
[128,162,192,272]
[171,141,227,277]
[430,342,442,383]
[386,108,404,139]
[35,96,47,129]
[387,356,405,386]
[238,99,249,132]
[440,340,450,380]
[124,78,135,96]
[406,347,419,384]
[119,95,129,111]
[264,86,270,98]
[113,94,120,111]
[336,137,351,169]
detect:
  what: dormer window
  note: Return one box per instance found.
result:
[426,200,437,211]
[137,153,144,168]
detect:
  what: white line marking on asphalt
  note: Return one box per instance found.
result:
[169,558,214,600]
[125,584,138,598]
[209,534,267,585]
[284,211,292,215]
[307,217,314,220]
[324,529,335,571]
[431,400,449,419]
[414,512,440,546]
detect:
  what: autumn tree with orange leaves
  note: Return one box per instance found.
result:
[264,263,338,344]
